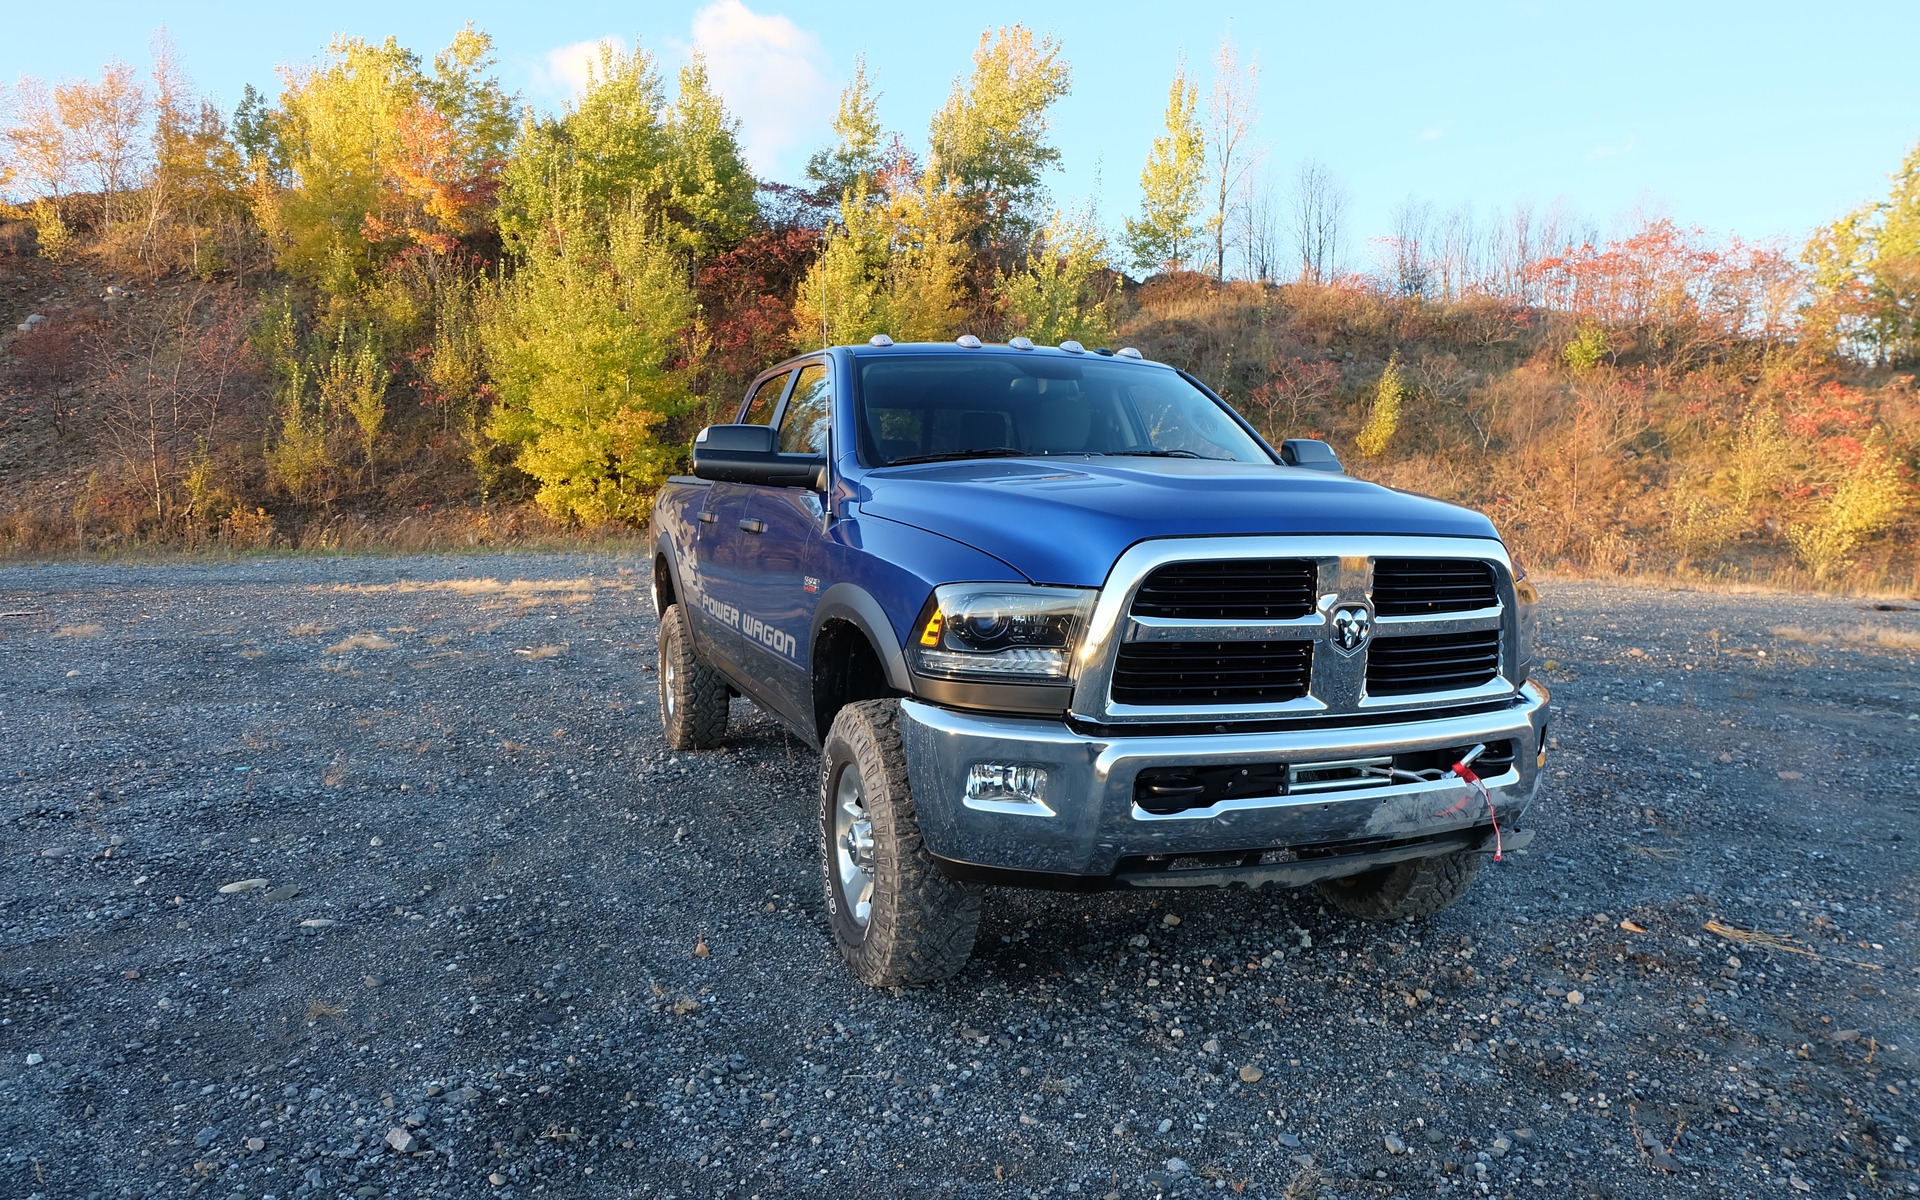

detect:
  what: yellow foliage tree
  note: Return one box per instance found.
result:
[1355,354,1405,458]
[1787,441,1909,580]
[481,191,695,524]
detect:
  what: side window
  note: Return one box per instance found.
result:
[741,371,790,426]
[777,362,832,454]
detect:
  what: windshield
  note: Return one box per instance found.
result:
[855,354,1273,467]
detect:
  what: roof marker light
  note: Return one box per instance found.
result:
[1008,336,1035,350]
[1116,347,1144,360]
[956,334,983,349]
[869,333,894,347]
[1058,340,1085,354]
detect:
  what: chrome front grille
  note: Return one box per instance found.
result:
[1112,640,1312,705]
[1130,559,1316,620]
[1070,536,1518,725]
[1365,628,1501,695]
[1372,558,1497,615]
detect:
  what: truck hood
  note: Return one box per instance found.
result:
[856,457,1500,586]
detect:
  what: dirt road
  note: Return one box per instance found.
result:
[2,554,1915,1199]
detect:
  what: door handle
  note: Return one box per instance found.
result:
[738,518,765,534]
[698,511,716,524]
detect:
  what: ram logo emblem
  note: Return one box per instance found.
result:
[1329,604,1373,655]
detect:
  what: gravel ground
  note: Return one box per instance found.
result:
[2,553,1916,1200]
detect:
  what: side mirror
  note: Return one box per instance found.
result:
[691,425,825,488]
[1279,438,1343,474]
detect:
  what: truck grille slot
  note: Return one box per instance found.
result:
[1366,629,1500,695]
[1111,641,1312,705]
[1130,559,1316,620]
[1372,558,1497,615]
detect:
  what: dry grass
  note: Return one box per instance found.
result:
[515,643,568,661]
[1702,919,1882,971]
[323,632,397,654]
[52,623,102,638]
[288,621,330,636]
[1769,624,1920,651]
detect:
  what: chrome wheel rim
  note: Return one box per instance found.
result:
[832,764,875,927]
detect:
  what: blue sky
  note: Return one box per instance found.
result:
[5,0,1916,261]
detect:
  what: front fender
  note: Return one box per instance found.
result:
[812,583,914,692]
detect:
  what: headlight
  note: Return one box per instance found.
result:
[911,583,1096,682]
[1511,551,1539,681]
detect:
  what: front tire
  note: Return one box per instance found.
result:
[1315,849,1481,921]
[657,603,728,750]
[819,700,981,987]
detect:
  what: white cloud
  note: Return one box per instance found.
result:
[1586,135,1639,163]
[541,36,628,102]
[688,0,834,176]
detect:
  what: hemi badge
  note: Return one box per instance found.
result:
[803,576,820,594]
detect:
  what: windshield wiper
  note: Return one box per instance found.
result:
[1094,448,1220,460]
[885,448,1040,466]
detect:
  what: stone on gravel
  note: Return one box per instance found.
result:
[384,1128,417,1153]
[25,1053,44,1065]
[299,918,337,928]
[1161,913,1181,926]
[218,878,267,894]
[194,1126,219,1149]
[1384,1133,1408,1154]
[263,884,301,902]
[1238,1064,1263,1083]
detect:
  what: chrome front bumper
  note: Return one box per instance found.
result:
[898,683,1550,880]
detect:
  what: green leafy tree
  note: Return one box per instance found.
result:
[999,209,1116,345]
[1123,65,1204,275]
[805,56,883,199]
[879,169,970,342]
[792,181,888,348]
[1355,354,1405,459]
[927,25,1071,258]
[482,191,695,524]
[496,41,666,253]
[656,53,757,260]
[315,328,391,476]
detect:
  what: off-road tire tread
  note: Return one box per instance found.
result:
[822,699,982,987]
[658,604,728,750]
[1314,849,1481,921]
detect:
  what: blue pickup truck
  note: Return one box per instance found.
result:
[648,337,1548,986]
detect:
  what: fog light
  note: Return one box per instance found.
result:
[964,762,1051,810]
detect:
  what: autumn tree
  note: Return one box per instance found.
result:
[2,78,77,208]
[927,25,1071,261]
[1203,39,1257,280]
[60,60,149,227]
[1804,137,1920,364]
[998,209,1116,345]
[145,33,244,274]
[267,27,512,295]
[481,191,695,524]
[498,41,667,254]
[656,53,757,260]
[1122,63,1204,275]
[805,57,883,200]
